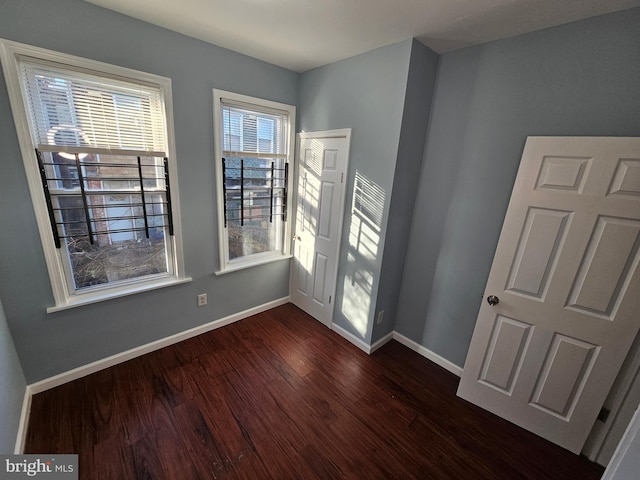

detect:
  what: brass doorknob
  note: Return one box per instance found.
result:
[487,295,499,306]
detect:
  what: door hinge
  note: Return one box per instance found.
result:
[340,172,343,183]
[598,407,611,423]
[329,295,332,304]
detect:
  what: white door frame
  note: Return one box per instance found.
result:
[602,405,640,480]
[583,332,640,465]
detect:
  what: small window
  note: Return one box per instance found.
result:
[213,90,295,273]
[1,40,188,310]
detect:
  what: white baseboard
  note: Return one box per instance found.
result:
[14,386,32,454]
[29,296,290,394]
[331,323,372,354]
[370,331,394,353]
[329,325,463,377]
[392,332,463,377]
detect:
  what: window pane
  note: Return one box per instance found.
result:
[227,219,279,259]
[42,151,172,291]
[223,110,244,151]
[257,117,274,153]
[224,156,285,260]
[222,105,286,155]
[64,233,168,289]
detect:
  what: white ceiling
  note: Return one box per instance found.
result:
[84,0,640,72]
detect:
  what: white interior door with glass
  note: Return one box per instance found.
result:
[458,137,640,454]
[290,129,351,327]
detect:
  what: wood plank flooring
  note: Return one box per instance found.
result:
[25,303,605,479]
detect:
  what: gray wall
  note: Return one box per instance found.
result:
[0,0,298,382]
[372,40,439,343]
[395,8,640,366]
[0,298,26,453]
[298,40,413,342]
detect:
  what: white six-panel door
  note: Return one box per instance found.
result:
[458,137,640,453]
[290,130,351,327]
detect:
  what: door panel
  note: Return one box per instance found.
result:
[479,315,532,394]
[608,159,640,197]
[506,207,571,299]
[318,182,335,239]
[529,334,598,419]
[535,156,591,192]
[312,253,328,303]
[291,130,351,327]
[567,217,640,317]
[458,137,640,454]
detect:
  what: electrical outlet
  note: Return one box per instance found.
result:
[376,310,384,324]
[197,293,207,307]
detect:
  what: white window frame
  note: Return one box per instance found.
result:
[0,39,190,312]
[213,89,295,274]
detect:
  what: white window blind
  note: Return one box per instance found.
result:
[221,101,288,157]
[18,56,167,156]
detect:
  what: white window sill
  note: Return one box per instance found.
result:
[215,254,292,276]
[46,276,193,313]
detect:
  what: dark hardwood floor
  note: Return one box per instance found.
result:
[25,303,604,479]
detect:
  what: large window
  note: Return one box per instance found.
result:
[1,40,188,311]
[213,90,295,273]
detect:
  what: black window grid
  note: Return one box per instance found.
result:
[222,157,288,227]
[36,149,175,248]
